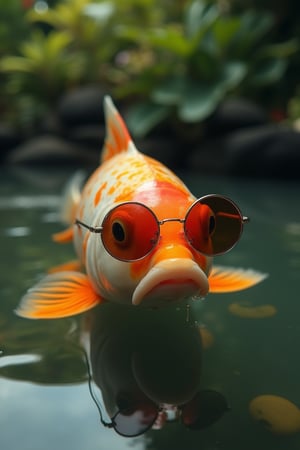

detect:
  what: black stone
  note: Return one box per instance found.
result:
[225,124,300,179]
[205,98,268,137]
[58,85,107,127]
[66,124,105,149]
[0,123,22,162]
[5,134,98,166]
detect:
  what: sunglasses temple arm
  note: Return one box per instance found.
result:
[75,219,103,234]
[83,350,114,429]
[215,212,250,223]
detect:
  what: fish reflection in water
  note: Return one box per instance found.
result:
[84,304,229,437]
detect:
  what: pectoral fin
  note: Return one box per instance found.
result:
[52,226,74,244]
[47,259,82,274]
[16,271,103,319]
[209,266,268,293]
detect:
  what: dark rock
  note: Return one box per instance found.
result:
[58,85,107,127]
[39,110,64,135]
[66,124,105,149]
[205,98,268,137]
[225,124,300,178]
[187,138,227,174]
[5,134,98,166]
[136,136,184,169]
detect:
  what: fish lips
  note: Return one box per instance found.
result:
[132,259,209,307]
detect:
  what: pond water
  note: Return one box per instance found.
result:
[1,165,300,450]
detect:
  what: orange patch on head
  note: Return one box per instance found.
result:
[114,187,135,203]
[116,170,129,180]
[130,257,152,280]
[107,184,117,196]
[94,182,108,206]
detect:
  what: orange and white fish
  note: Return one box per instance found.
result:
[16,97,267,319]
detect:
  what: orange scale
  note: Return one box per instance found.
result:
[93,181,108,207]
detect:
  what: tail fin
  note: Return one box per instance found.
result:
[101,96,137,162]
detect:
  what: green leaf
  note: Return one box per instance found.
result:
[151,75,185,105]
[126,101,171,137]
[250,59,287,86]
[229,11,274,57]
[179,82,223,122]
[212,16,241,50]
[177,60,247,123]
[185,0,218,39]
[258,39,299,59]
[220,61,247,89]
[0,56,30,73]
[239,10,274,41]
[146,27,190,56]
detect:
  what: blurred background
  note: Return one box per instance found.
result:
[1,0,300,177]
[1,3,300,449]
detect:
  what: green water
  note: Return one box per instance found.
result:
[1,166,300,450]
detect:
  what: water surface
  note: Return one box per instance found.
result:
[1,166,300,450]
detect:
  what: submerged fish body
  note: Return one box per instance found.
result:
[16,97,267,319]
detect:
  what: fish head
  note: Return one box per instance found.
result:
[84,196,213,307]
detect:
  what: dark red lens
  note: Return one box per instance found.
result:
[181,390,229,430]
[112,402,158,437]
[101,203,159,261]
[185,195,244,255]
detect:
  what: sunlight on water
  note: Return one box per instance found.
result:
[0,353,42,368]
[0,167,300,450]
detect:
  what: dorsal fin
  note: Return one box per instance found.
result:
[101,96,138,162]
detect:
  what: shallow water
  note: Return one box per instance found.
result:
[1,166,300,450]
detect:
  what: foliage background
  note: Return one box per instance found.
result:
[0,0,300,139]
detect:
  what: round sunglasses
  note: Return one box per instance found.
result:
[84,348,229,437]
[89,388,229,437]
[75,194,249,262]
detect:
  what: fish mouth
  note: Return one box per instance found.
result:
[132,259,209,307]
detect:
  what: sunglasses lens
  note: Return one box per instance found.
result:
[185,195,244,255]
[101,203,159,261]
[181,390,229,430]
[113,403,158,437]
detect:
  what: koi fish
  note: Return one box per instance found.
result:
[16,97,267,319]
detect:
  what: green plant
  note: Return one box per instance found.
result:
[0,29,85,127]
[0,0,186,128]
[118,0,298,137]
[0,0,298,134]
[0,0,32,56]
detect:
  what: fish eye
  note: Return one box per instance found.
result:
[208,214,216,236]
[112,221,126,242]
[101,202,160,261]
